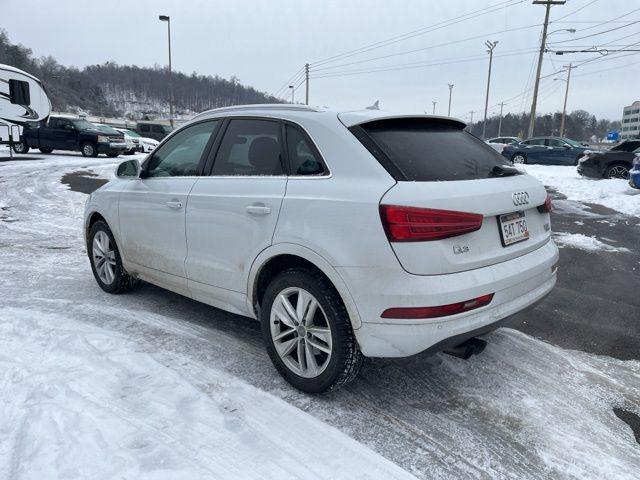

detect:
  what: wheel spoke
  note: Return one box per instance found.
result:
[280,294,299,325]
[276,337,297,357]
[302,297,318,326]
[297,338,306,372]
[273,327,296,341]
[296,289,312,323]
[273,303,296,328]
[304,339,319,375]
[307,327,331,346]
[306,337,332,355]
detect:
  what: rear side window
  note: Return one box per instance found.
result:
[285,124,327,176]
[211,119,283,176]
[353,119,511,181]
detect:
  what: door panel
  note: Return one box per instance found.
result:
[118,177,196,293]
[185,177,287,293]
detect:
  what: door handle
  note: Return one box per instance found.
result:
[246,204,271,215]
[165,200,183,209]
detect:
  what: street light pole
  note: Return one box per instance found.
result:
[498,102,505,136]
[559,63,575,137]
[528,1,566,139]
[289,85,294,104]
[482,40,498,139]
[159,15,174,127]
[432,101,437,115]
[447,83,454,116]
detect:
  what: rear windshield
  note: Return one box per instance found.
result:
[353,118,511,181]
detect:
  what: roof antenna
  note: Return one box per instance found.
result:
[366,100,380,110]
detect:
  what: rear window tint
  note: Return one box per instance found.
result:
[353,119,511,181]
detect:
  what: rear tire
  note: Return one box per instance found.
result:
[81,142,98,158]
[260,268,364,393]
[39,147,53,154]
[88,220,139,294]
[12,141,28,154]
[512,153,527,164]
[604,163,630,180]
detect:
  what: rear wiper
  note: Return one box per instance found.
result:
[489,165,521,178]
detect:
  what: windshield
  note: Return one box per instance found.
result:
[72,120,99,130]
[611,141,640,152]
[93,124,121,135]
[563,138,583,148]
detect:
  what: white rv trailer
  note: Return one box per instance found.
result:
[0,64,51,144]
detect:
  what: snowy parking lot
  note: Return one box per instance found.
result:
[1,150,639,479]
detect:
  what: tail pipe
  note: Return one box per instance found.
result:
[443,337,487,360]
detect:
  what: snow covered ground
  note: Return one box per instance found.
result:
[553,232,631,253]
[1,151,640,479]
[520,164,640,217]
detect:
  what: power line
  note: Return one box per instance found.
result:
[310,0,525,67]
[552,0,600,22]
[572,58,640,77]
[310,22,542,73]
[549,19,640,44]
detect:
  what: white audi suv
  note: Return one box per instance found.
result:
[84,105,558,393]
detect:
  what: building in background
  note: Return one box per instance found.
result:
[621,101,640,140]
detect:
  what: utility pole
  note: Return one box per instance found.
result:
[447,83,454,116]
[559,63,575,137]
[469,110,475,124]
[289,85,294,104]
[432,101,437,115]
[304,63,310,105]
[528,0,566,138]
[498,102,505,137]
[482,40,499,139]
[159,15,174,127]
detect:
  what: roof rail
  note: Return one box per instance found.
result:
[193,104,320,120]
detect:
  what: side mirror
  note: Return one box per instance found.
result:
[116,159,141,178]
[563,144,571,149]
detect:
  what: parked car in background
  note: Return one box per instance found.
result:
[577,140,640,179]
[13,115,126,157]
[116,128,159,153]
[84,105,558,393]
[629,154,640,188]
[501,137,589,165]
[488,136,520,145]
[94,124,139,155]
[110,127,141,154]
[136,121,173,141]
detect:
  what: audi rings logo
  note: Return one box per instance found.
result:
[512,191,530,206]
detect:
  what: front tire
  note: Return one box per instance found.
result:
[12,140,29,154]
[260,268,364,393]
[106,152,120,158]
[88,220,139,294]
[81,142,98,157]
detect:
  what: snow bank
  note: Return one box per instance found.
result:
[554,232,630,253]
[520,165,640,217]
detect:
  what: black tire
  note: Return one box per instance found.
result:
[39,147,53,154]
[511,153,527,164]
[87,220,139,294]
[604,163,630,180]
[81,142,98,157]
[12,140,29,154]
[260,268,364,393]
[106,152,120,158]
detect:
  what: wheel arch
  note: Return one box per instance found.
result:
[247,244,362,329]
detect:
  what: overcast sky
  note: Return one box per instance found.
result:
[4,0,639,121]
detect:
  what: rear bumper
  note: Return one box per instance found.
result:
[339,240,559,357]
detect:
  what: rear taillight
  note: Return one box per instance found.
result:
[381,293,494,319]
[379,205,483,242]
[537,194,553,213]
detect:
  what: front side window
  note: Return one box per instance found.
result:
[9,79,30,105]
[285,125,327,176]
[524,139,545,146]
[211,119,283,176]
[546,139,564,147]
[144,121,219,178]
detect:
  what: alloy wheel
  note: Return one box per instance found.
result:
[270,287,332,378]
[512,154,526,164]
[92,230,116,284]
[607,165,629,179]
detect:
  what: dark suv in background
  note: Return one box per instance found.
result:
[577,140,640,179]
[13,116,126,157]
[136,121,173,141]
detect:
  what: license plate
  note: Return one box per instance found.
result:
[498,211,529,247]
